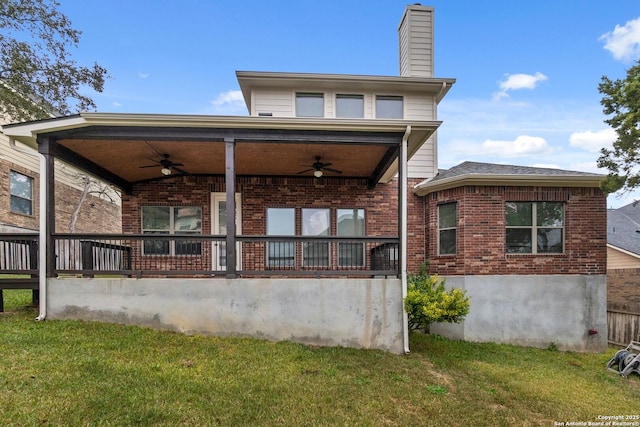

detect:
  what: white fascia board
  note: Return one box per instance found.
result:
[413,173,604,196]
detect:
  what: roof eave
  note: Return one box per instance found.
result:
[413,174,604,196]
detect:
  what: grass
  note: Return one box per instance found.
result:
[1,290,639,426]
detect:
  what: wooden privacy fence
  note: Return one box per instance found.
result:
[607,308,640,347]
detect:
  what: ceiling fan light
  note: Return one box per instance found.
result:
[161,167,172,176]
[313,170,323,178]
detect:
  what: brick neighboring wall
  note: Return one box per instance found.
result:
[427,185,607,276]
[0,159,121,233]
[121,175,427,273]
[607,268,640,313]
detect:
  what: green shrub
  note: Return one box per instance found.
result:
[404,266,470,332]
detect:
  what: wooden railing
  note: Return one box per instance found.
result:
[47,233,400,278]
[0,233,39,311]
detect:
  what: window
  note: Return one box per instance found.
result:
[267,208,295,267]
[376,96,403,119]
[302,208,330,267]
[438,203,456,255]
[337,208,365,267]
[142,206,202,255]
[296,93,324,117]
[336,94,364,118]
[10,171,33,215]
[505,202,564,254]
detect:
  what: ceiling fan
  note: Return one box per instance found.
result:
[140,153,189,176]
[297,156,343,178]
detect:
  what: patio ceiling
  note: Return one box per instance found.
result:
[2,113,441,193]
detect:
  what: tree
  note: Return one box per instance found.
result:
[597,59,640,194]
[404,264,470,333]
[0,0,107,121]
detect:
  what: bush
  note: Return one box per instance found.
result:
[404,266,470,332]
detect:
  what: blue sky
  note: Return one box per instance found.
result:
[59,1,640,207]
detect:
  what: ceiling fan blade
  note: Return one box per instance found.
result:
[172,166,191,176]
[320,162,333,168]
[139,165,158,168]
[297,168,314,174]
[323,167,343,174]
[171,162,184,167]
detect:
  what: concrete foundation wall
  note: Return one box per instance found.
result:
[430,275,607,352]
[46,277,405,353]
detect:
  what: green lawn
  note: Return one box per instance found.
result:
[1,290,639,426]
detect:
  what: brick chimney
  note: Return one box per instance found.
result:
[398,4,434,78]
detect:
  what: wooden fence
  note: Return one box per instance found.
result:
[607,308,640,347]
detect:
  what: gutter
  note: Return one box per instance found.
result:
[401,125,411,354]
[8,137,47,321]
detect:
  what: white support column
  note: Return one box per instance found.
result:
[400,126,411,354]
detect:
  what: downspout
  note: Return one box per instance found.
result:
[8,137,47,321]
[401,126,411,354]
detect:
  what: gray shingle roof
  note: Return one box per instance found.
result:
[414,161,604,196]
[430,161,602,183]
[608,202,640,255]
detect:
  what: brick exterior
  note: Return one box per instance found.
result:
[121,175,427,273]
[607,268,640,313]
[426,185,607,276]
[0,159,121,233]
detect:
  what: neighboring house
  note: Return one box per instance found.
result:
[0,5,607,353]
[607,202,640,314]
[0,112,122,235]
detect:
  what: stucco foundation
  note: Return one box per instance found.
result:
[430,275,607,352]
[46,277,405,353]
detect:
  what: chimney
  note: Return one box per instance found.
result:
[398,4,434,78]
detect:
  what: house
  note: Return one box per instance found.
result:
[0,5,607,353]
[607,202,640,313]
[417,162,607,351]
[0,110,121,235]
[0,96,121,311]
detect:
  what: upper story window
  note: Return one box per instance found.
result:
[10,171,33,215]
[336,94,364,118]
[295,93,324,117]
[505,202,564,254]
[376,96,403,119]
[142,206,202,255]
[438,203,456,255]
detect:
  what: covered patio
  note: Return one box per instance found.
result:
[0,113,440,353]
[2,113,438,279]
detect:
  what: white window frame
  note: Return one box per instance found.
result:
[336,94,364,118]
[141,206,202,256]
[266,207,296,268]
[375,95,404,119]
[295,92,324,117]
[9,170,34,216]
[337,208,366,267]
[437,203,457,255]
[505,202,564,254]
[302,208,330,267]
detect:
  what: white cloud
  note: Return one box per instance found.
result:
[210,90,246,114]
[138,72,150,79]
[569,128,616,153]
[482,135,552,157]
[600,17,640,62]
[493,72,548,100]
[112,102,121,108]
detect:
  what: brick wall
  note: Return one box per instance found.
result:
[0,159,121,233]
[121,175,427,273]
[607,268,640,313]
[427,185,607,276]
